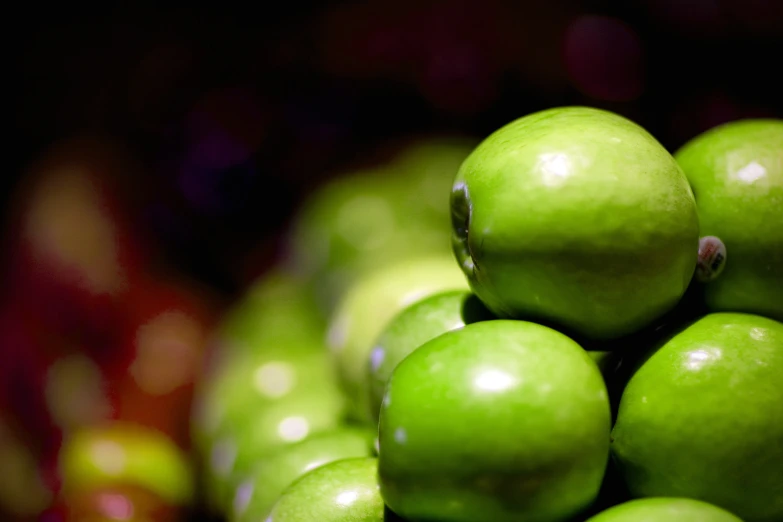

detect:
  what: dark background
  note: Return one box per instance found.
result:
[9,0,783,298]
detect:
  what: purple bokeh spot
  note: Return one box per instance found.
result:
[176,156,259,215]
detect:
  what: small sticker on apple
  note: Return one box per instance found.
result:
[695,236,727,283]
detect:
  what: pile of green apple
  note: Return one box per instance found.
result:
[191,112,782,522]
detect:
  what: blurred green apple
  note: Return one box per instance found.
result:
[611,312,783,522]
[287,166,452,315]
[266,457,390,522]
[387,135,478,228]
[674,118,783,321]
[378,320,611,522]
[192,266,333,452]
[198,347,348,511]
[586,498,742,522]
[192,334,340,451]
[213,268,326,358]
[231,426,375,522]
[452,106,699,341]
[58,421,193,508]
[367,289,494,424]
[327,255,469,423]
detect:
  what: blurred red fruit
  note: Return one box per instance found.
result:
[42,484,181,522]
[43,352,115,440]
[0,414,54,521]
[3,136,150,348]
[0,307,64,465]
[105,277,219,450]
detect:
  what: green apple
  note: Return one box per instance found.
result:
[611,312,783,522]
[287,166,453,315]
[674,119,783,321]
[378,320,611,522]
[452,106,699,341]
[212,267,326,361]
[328,255,470,423]
[58,421,194,507]
[192,334,340,451]
[587,351,611,371]
[231,426,375,521]
[586,498,742,522]
[367,289,495,424]
[387,135,478,227]
[266,457,390,522]
[200,350,348,511]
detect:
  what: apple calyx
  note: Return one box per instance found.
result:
[450,181,476,279]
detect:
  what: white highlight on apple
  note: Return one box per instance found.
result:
[278,416,310,441]
[537,152,573,187]
[749,327,767,342]
[254,361,296,398]
[474,369,517,392]
[303,459,328,473]
[336,490,359,506]
[735,161,767,184]
[91,440,127,476]
[685,348,722,371]
[394,427,407,444]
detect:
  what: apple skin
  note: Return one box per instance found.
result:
[378,320,611,522]
[214,268,327,357]
[266,457,390,522]
[287,137,474,315]
[387,136,479,229]
[452,106,699,341]
[287,167,453,315]
[231,426,375,521]
[193,345,344,448]
[196,347,348,511]
[367,290,495,424]
[611,312,783,522]
[674,118,783,321]
[585,497,742,522]
[327,255,469,423]
[191,268,334,452]
[57,422,194,508]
